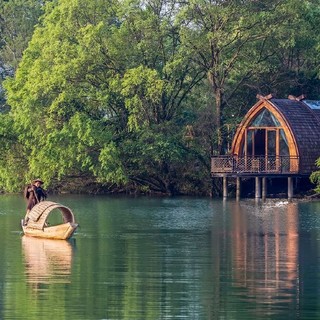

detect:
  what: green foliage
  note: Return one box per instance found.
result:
[116,125,204,194]
[121,66,164,130]
[4,0,127,189]
[0,0,46,68]
[310,158,320,194]
[0,113,26,191]
[0,0,48,112]
[1,0,320,194]
[176,0,320,152]
[2,0,207,194]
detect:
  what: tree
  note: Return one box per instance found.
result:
[310,159,320,194]
[176,0,320,154]
[0,0,47,110]
[110,1,207,194]
[4,0,208,194]
[3,0,320,195]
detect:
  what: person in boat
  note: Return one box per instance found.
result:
[24,178,47,224]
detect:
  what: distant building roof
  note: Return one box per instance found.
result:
[303,100,320,120]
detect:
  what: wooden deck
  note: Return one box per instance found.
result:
[211,155,300,176]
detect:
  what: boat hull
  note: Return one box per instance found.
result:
[22,221,78,240]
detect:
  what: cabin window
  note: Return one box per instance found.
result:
[246,130,253,156]
[279,129,289,156]
[267,130,276,155]
[240,108,289,158]
[249,108,281,127]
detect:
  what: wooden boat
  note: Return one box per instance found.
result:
[21,201,78,240]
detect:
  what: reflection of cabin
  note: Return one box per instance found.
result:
[211,94,320,199]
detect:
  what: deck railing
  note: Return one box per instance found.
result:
[211,155,299,174]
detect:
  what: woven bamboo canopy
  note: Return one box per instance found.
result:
[27,201,76,230]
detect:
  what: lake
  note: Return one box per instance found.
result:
[0,194,320,319]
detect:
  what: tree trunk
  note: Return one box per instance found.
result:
[208,71,223,155]
[215,88,223,154]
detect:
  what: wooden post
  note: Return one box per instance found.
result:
[223,176,228,199]
[288,176,293,199]
[236,177,241,201]
[262,177,267,200]
[255,177,261,199]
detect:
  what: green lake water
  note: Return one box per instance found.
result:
[0,194,320,319]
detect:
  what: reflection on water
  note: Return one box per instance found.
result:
[22,236,74,290]
[228,201,299,317]
[0,195,319,319]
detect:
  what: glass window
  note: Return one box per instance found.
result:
[239,108,290,158]
[246,131,253,156]
[249,108,281,127]
[279,129,289,155]
[267,130,276,155]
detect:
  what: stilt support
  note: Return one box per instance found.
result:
[262,177,267,200]
[236,177,241,201]
[288,177,293,199]
[223,176,228,199]
[255,177,261,199]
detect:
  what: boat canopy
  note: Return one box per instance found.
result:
[27,201,76,230]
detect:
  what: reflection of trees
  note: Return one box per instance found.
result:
[22,236,74,291]
[82,199,298,319]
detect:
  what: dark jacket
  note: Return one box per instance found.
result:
[26,184,47,211]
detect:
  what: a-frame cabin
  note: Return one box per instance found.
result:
[211,94,320,199]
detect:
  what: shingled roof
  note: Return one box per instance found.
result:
[211,94,320,181]
[261,96,320,173]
